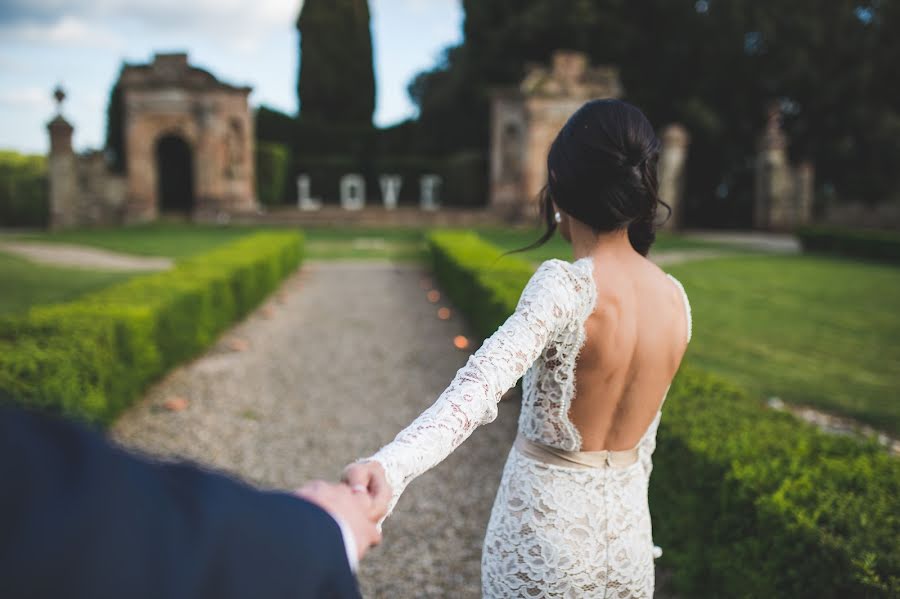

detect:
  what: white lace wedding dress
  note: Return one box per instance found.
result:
[361,256,692,598]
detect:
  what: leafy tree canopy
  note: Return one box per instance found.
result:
[410,0,899,210]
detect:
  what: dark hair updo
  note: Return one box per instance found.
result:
[523,98,671,257]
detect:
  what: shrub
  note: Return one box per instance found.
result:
[0,150,49,228]
[427,231,533,339]
[255,142,291,206]
[0,232,304,425]
[797,225,900,264]
[427,230,900,598]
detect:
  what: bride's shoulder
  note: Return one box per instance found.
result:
[523,258,594,304]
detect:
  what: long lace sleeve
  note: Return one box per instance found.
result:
[360,259,581,518]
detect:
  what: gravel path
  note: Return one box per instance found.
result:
[111,259,679,598]
[0,241,173,270]
[111,260,518,597]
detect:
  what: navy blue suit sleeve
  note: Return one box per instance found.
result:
[0,405,361,599]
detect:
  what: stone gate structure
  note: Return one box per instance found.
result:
[753,103,814,230]
[47,52,257,228]
[489,51,624,220]
[488,50,690,229]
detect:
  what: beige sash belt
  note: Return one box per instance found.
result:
[515,433,640,469]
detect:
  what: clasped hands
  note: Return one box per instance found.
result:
[294,460,392,563]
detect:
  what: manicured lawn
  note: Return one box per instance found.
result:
[0,251,138,315]
[10,224,733,263]
[14,223,262,259]
[665,254,900,435]
[474,226,745,263]
[13,224,428,261]
[303,227,426,260]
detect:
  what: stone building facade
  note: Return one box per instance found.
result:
[47,52,257,228]
[488,51,690,229]
[489,51,624,220]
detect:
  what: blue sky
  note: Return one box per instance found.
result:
[0,0,463,154]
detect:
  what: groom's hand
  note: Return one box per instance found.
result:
[342,461,391,522]
[295,480,382,563]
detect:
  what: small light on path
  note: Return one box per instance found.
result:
[228,338,249,352]
[163,396,189,412]
[453,335,469,350]
[427,290,440,303]
[438,307,451,320]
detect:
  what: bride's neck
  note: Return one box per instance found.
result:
[570,222,632,261]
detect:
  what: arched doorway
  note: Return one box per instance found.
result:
[155,134,195,215]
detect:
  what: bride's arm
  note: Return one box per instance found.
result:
[348,259,580,521]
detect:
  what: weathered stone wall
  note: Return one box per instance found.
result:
[489,51,624,222]
[46,52,257,229]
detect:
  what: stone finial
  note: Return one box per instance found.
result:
[47,85,74,155]
[551,50,588,86]
[53,84,66,115]
[760,101,787,151]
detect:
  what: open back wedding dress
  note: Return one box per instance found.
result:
[363,256,693,598]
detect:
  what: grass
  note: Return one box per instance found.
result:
[11,224,429,261]
[8,223,737,263]
[666,253,900,435]
[0,251,138,315]
[474,226,745,263]
[13,223,262,259]
[302,227,427,260]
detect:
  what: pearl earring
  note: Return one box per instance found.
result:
[554,211,562,224]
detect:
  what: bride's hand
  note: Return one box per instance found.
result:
[342,461,392,522]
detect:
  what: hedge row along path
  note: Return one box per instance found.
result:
[0,240,173,271]
[109,257,692,597]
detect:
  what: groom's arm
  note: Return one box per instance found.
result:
[0,404,361,599]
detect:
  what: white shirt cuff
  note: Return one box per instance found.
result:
[330,513,359,573]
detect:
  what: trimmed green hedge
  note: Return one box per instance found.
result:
[427,230,900,598]
[797,225,900,264]
[0,150,49,228]
[255,142,291,206]
[0,232,304,425]
[428,231,533,339]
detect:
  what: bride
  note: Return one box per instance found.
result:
[343,98,693,598]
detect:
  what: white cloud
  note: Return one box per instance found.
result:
[399,0,455,14]
[4,15,124,49]
[0,86,54,110]
[2,0,302,53]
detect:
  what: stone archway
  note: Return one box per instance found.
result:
[155,134,195,215]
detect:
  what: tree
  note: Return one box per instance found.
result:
[296,0,375,127]
[408,0,900,217]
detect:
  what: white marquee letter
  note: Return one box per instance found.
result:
[340,174,366,210]
[297,175,322,211]
[379,175,403,210]
[419,174,442,211]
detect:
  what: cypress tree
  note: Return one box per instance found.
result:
[296,0,376,126]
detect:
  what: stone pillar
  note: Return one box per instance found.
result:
[754,103,792,230]
[657,124,690,230]
[46,115,78,229]
[794,160,815,226]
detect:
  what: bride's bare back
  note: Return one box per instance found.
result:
[570,251,690,452]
